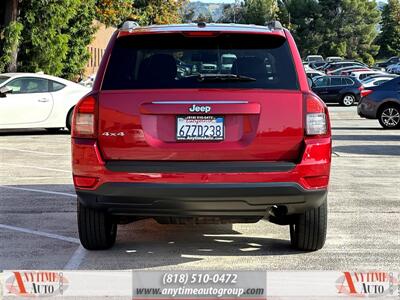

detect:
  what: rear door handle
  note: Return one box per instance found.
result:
[38,98,49,103]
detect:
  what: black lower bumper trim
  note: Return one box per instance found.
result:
[77,182,327,217]
[105,161,296,173]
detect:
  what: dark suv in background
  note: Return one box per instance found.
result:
[312,75,363,106]
[71,21,331,251]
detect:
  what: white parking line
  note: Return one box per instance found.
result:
[0,185,75,197]
[0,147,67,156]
[0,162,71,173]
[64,246,87,270]
[0,223,80,244]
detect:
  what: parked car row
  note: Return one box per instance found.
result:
[303,55,399,129]
[304,55,398,107]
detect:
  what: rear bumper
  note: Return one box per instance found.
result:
[72,137,331,217]
[77,182,327,217]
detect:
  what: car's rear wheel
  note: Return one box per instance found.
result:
[290,197,327,251]
[378,104,400,129]
[341,94,356,106]
[77,200,117,250]
[45,128,62,133]
[66,107,74,132]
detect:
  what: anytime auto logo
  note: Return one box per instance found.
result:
[5,271,69,297]
[336,271,398,297]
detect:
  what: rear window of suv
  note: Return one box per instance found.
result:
[102,33,299,90]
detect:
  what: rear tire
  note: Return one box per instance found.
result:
[77,200,117,250]
[378,104,400,129]
[341,94,356,106]
[66,108,74,132]
[290,197,327,251]
[45,128,62,133]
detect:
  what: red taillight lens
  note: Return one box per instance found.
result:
[183,31,220,37]
[358,85,364,91]
[361,89,373,97]
[306,94,328,136]
[72,95,97,138]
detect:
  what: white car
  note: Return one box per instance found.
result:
[326,56,343,62]
[349,70,387,81]
[0,73,89,132]
[306,69,325,79]
[305,55,324,63]
[362,76,394,88]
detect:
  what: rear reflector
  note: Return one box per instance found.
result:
[303,175,329,188]
[361,89,373,97]
[73,175,98,188]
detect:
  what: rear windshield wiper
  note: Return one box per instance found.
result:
[196,74,257,82]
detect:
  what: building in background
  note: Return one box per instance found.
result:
[85,21,115,77]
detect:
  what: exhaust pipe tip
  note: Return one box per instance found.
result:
[269,205,288,218]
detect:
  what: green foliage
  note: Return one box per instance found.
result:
[242,0,278,25]
[278,0,322,57]
[16,0,97,78]
[63,0,97,80]
[377,0,400,58]
[0,21,23,73]
[318,0,380,64]
[18,0,81,75]
[95,0,132,27]
[132,0,188,25]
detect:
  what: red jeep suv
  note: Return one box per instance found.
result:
[72,21,331,251]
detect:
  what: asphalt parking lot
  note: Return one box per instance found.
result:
[0,106,399,270]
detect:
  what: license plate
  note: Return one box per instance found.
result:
[176,116,224,141]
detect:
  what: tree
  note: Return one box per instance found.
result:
[17,0,80,75]
[63,0,97,80]
[219,1,245,23]
[17,0,100,78]
[277,0,322,57]
[377,0,400,58]
[132,0,188,25]
[0,0,21,72]
[95,0,132,27]
[242,0,278,25]
[317,0,380,64]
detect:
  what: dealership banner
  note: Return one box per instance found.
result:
[0,271,399,299]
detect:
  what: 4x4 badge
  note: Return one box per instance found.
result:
[102,132,125,137]
[189,104,211,113]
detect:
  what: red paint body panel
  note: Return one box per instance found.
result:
[73,24,331,192]
[97,89,304,161]
[72,137,331,190]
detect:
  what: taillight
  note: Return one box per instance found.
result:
[361,89,373,97]
[306,94,328,136]
[358,85,364,91]
[72,95,97,138]
[183,31,220,37]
